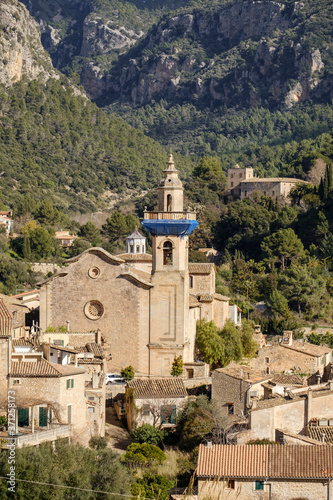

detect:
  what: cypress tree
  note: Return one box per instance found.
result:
[23,236,31,260]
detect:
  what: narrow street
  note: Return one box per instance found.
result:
[105,406,131,453]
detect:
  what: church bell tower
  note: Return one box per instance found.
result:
[142,154,198,376]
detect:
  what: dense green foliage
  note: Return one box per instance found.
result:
[0,79,192,213]
[171,355,183,376]
[131,473,174,500]
[130,423,165,446]
[196,319,258,367]
[121,365,135,381]
[123,442,166,468]
[0,441,132,499]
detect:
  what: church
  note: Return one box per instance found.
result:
[39,155,232,377]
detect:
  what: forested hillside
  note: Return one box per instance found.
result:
[0,78,187,213]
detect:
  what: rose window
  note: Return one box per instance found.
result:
[84,300,104,320]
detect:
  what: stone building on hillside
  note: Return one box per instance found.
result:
[248,332,332,379]
[238,382,333,444]
[125,377,188,431]
[197,444,333,500]
[38,155,235,378]
[227,164,306,201]
[212,364,270,420]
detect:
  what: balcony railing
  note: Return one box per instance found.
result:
[143,211,196,220]
[1,424,71,449]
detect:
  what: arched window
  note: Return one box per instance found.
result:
[167,194,172,212]
[163,241,173,265]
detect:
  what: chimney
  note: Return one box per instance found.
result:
[316,374,321,385]
[247,372,250,381]
[66,320,70,332]
[240,369,243,378]
[206,441,212,448]
[96,329,101,345]
[74,353,78,368]
[321,432,326,443]
[307,389,312,424]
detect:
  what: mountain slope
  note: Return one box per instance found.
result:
[0,0,192,213]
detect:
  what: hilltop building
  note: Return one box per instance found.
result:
[38,155,235,378]
[227,165,306,200]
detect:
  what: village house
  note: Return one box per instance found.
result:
[237,381,333,444]
[38,155,237,378]
[0,294,33,338]
[54,230,78,249]
[212,364,270,420]
[0,299,105,448]
[197,443,333,500]
[248,331,332,380]
[125,377,188,432]
[0,210,14,235]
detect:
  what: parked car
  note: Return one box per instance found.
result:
[105,373,127,384]
[106,377,127,385]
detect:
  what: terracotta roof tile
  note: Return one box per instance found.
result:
[188,263,214,274]
[0,299,13,336]
[268,374,304,386]
[282,342,331,357]
[127,378,187,399]
[241,177,306,184]
[86,342,104,358]
[269,445,333,478]
[197,445,333,479]
[307,426,333,444]
[197,445,269,478]
[215,364,268,384]
[10,360,85,377]
[12,338,35,347]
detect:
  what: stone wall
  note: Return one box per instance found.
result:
[212,371,250,417]
[249,344,326,376]
[198,478,331,500]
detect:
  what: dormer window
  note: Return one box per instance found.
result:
[163,241,173,265]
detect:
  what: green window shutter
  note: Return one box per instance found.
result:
[66,379,70,389]
[71,379,74,388]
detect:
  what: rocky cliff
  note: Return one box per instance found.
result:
[99,1,331,109]
[0,0,56,86]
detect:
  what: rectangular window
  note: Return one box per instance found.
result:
[228,404,234,415]
[161,405,177,424]
[189,275,194,288]
[230,182,233,187]
[89,407,95,413]
[226,479,235,489]
[239,173,242,178]
[142,404,150,416]
[66,378,74,389]
[265,357,269,364]
[255,480,264,490]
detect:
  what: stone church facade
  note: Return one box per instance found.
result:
[39,155,231,377]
